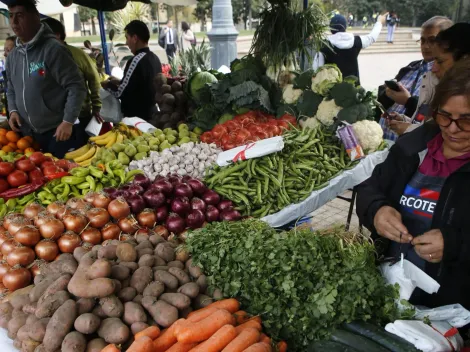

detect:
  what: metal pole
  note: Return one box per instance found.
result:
[98,11,111,75]
[300,0,308,71]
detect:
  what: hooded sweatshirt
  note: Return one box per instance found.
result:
[6,24,87,134]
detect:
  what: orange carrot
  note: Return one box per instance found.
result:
[222,327,261,352]
[187,307,220,322]
[177,309,235,344]
[153,321,184,352]
[189,298,240,317]
[277,341,288,352]
[235,320,262,334]
[234,311,249,325]
[166,342,199,352]
[135,326,161,340]
[242,342,272,352]
[101,344,120,352]
[127,336,154,352]
[259,333,271,344]
[189,324,237,352]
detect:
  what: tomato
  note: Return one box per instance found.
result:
[15,159,35,172]
[224,120,239,132]
[0,162,15,177]
[0,179,9,193]
[280,114,297,126]
[55,159,70,171]
[222,140,236,150]
[40,161,56,171]
[42,165,61,177]
[266,125,281,136]
[211,125,228,140]
[29,168,44,184]
[28,152,46,166]
[253,131,268,140]
[233,128,251,145]
[277,120,290,130]
[7,170,28,187]
[200,132,213,144]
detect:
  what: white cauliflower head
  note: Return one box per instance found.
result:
[282,84,303,104]
[311,64,342,96]
[315,98,342,126]
[352,120,384,153]
[299,117,320,130]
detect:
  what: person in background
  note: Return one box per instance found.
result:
[6,0,86,158]
[356,58,470,312]
[362,15,368,28]
[378,16,453,141]
[102,20,162,121]
[316,13,386,81]
[42,18,103,143]
[348,13,354,27]
[387,22,470,137]
[160,20,178,61]
[3,36,15,59]
[386,12,399,44]
[2,36,16,116]
[180,21,195,52]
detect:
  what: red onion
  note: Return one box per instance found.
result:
[150,180,173,196]
[171,197,191,216]
[128,184,144,196]
[155,206,169,223]
[132,174,151,190]
[191,197,206,212]
[127,195,146,214]
[168,175,182,186]
[182,175,192,183]
[220,209,242,221]
[187,178,207,196]
[218,200,234,212]
[205,205,220,222]
[202,190,221,205]
[103,187,118,197]
[165,213,185,234]
[143,190,166,208]
[174,183,193,199]
[186,210,205,229]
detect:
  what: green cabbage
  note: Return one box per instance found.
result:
[189,71,218,101]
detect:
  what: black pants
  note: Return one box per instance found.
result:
[32,124,84,159]
[78,115,92,145]
[166,44,176,61]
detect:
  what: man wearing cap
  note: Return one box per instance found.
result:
[317,13,387,81]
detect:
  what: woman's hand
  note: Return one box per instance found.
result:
[389,120,411,135]
[412,229,444,263]
[373,206,412,243]
[385,83,411,105]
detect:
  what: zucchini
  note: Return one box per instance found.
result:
[343,321,419,352]
[330,329,391,352]
[308,340,361,352]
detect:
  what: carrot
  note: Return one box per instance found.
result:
[135,326,161,340]
[127,336,154,352]
[189,298,240,317]
[166,342,199,352]
[177,309,236,344]
[189,324,237,352]
[277,341,288,352]
[101,344,120,352]
[259,333,271,344]
[233,311,262,326]
[242,342,272,352]
[187,307,220,322]
[222,327,260,352]
[235,320,262,334]
[153,320,185,352]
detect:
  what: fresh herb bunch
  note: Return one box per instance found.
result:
[250,0,329,71]
[185,220,403,351]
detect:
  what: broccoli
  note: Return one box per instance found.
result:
[330,82,363,108]
[337,103,370,124]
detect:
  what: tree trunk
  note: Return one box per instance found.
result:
[91,17,97,35]
[201,19,206,32]
[247,0,252,30]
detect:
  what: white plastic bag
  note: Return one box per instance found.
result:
[85,117,103,136]
[100,89,123,123]
[121,117,156,133]
[380,259,440,300]
[415,304,470,328]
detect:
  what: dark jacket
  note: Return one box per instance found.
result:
[112,47,162,121]
[356,122,470,310]
[375,60,421,121]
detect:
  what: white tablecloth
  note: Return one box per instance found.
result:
[261,149,390,227]
[0,328,17,352]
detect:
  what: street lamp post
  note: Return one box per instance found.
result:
[207,0,239,70]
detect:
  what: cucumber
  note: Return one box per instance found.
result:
[343,321,419,352]
[330,329,391,352]
[308,340,361,352]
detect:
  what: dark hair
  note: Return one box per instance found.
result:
[124,20,150,43]
[8,0,39,14]
[181,21,190,32]
[42,17,66,41]
[435,23,470,61]
[5,36,16,44]
[432,57,470,112]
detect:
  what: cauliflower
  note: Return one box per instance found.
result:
[315,98,342,126]
[299,117,320,130]
[282,84,303,104]
[352,120,384,153]
[311,64,342,96]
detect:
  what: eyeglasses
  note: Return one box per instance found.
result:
[417,37,436,45]
[434,110,470,132]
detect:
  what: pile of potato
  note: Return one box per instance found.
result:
[0,232,219,352]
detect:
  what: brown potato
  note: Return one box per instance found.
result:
[116,243,137,262]
[85,338,107,352]
[118,287,137,302]
[168,267,190,285]
[97,318,130,344]
[99,295,123,318]
[130,322,149,335]
[61,331,87,352]
[159,293,191,310]
[141,296,178,328]
[154,270,178,290]
[123,302,147,325]
[177,282,200,298]
[155,243,175,262]
[130,267,153,294]
[142,281,165,297]
[74,313,101,334]
[167,261,184,269]
[43,300,77,352]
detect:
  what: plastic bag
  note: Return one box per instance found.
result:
[380,259,440,300]
[336,125,365,161]
[85,117,102,136]
[100,89,123,124]
[415,304,470,328]
[121,117,156,133]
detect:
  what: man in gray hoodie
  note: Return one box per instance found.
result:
[6,0,86,157]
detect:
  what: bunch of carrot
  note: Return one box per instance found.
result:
[102,298,288,352]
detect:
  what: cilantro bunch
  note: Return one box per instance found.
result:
[185,219,402,351]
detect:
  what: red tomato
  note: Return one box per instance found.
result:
[211,125,228,140]
[224,120,239,132]
[40,161,56,171]
[7,170,28,187]
[277,120,290,130]
[55,159,70,171]
[223,141,236,150]
[0,162,15,177]
[253,131,268,140]
[28,152,46,166]
[15,159,36,172]
[0,179,9,193]
[266,125,281,136]
[234,128,251,145]
[247,124,263,134]
[42,165,61,177]
[28,168,44,184]
[280,114,297,126]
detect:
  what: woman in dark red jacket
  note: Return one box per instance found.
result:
[356,58,470,311]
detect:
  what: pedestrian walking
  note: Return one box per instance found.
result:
[387,12,399,43]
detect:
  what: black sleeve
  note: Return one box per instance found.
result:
[442,227,470,265]
[116,57,144,100]
[404,96,419,118]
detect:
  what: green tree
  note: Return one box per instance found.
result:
[194,0,212,31]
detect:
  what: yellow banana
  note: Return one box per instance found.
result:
[89,130,113,142]
[115,132,124,144]
[65,143,90,160]
[78,158,92,167]
[105,132,118,148]
[95,132,117,146]
[118,123,130,133]
[74,145,96,163]
[129,128,141,138]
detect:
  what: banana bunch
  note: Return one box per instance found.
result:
[65,143,101,166]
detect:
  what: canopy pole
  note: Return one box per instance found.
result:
[98,10,111,75]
